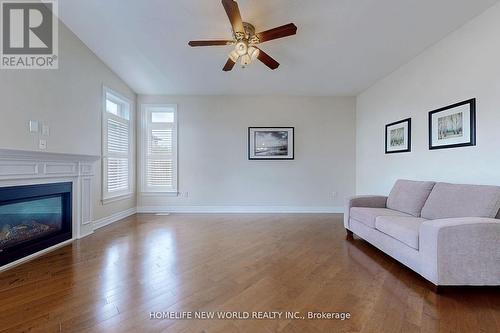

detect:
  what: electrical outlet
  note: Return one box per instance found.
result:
[39,139,47,150]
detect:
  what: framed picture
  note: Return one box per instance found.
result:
[429,99,476,150]
[248,127,294,160]
[385,118,411,154]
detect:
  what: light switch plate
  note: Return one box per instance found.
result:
[39,139,47,150]
[29,120,39,133]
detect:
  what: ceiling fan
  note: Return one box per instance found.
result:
[188,0,297,71]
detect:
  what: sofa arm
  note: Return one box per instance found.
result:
[420,217,500,286]
[344,195,387,229]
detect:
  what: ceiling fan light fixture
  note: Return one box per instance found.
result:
[241,54,251,66]
[248,46,259,61]
[235,41,248,56]
[229,49,240,62]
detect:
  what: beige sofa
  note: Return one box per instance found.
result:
[345,180,500,287]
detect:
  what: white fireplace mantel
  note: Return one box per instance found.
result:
[0,149,100,256]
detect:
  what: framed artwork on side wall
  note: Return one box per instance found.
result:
[385,118,411,154]
[429,99,476,150]
[248,127,294,160]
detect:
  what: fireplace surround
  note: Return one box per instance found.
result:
[0,182,72,266]
[0,149,98,270]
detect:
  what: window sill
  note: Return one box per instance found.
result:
[102,193,134,205]
[140,191,179,197]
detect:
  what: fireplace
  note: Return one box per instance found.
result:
[0,182,72,266]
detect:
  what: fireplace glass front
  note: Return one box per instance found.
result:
[0,182,72,266]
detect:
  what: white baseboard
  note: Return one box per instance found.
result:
[93,207,137,230]
[136,206,343,214]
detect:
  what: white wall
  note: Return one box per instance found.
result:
[356,3,500,195]
[137,95,356,212]
[0,22,136,220]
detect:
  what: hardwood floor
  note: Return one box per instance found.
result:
[0,213,498,333]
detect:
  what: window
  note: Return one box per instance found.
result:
[141,105,178,193]
[102,87,133,202]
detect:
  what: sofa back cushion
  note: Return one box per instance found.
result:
[421,182,500,220]
[387,180,436,217]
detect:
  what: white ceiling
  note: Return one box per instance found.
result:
[59,0,498,96]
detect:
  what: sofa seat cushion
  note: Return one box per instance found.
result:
[375,216,427,250]
[421,182,500,220]
[387,180,436,217]
[350,207,412,229]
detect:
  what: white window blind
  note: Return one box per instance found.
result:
[142,105,177,193]
[102,88,132,201]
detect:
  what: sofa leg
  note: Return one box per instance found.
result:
[346,229,354,240]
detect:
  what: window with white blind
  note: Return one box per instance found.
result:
[141,105,178,193]
[102,87,133,202]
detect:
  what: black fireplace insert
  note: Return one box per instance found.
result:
[0,182,72,266]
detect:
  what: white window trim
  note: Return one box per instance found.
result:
[140,103,178,195]
[102,86,134,204]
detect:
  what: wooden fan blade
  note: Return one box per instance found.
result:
[221,0,244,33]
[255,23,297,43]
[256,48,279,70]
[223,58,236,71]
[188,40,233,47]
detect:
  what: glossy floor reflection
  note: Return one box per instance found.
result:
[0,214,498,332]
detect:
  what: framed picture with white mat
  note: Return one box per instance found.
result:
[385,118,411,154]
[429,99,476,150]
